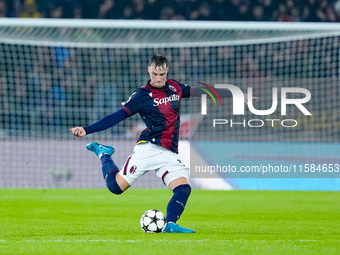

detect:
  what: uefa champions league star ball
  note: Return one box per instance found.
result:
[140,209,166,233]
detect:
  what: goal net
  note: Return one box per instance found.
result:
[0,19,339,188]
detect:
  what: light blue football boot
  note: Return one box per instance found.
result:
[86,142,115,158]
[162,222,195,233]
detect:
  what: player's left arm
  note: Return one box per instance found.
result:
[190,86,233,98]
[177,80,259,103]
[174,81,231,98]
[189,85,259,103]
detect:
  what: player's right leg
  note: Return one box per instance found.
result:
[162,178,195,233]
[86,142,130,195]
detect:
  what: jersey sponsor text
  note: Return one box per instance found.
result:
[153,94,180,106]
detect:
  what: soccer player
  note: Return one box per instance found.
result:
[70,54,256,233]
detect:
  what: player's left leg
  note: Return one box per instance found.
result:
[100,154,130,194]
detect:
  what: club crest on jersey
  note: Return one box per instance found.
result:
[153,94,179,106]
[130,165,137,174]
[169,84,177,92]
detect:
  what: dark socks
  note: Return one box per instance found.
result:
[100,154,122,195]
[100,154,119,179]
[166,184,191,223]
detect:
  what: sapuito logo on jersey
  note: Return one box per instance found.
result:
[153,94,179,106]
[199,82,312,128]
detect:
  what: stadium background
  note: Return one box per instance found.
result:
[1,0,340,22]
[0,0,339,191]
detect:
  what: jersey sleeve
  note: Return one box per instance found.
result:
[121,89,143,116]
[84,108,128,135]
[177,81,191,98]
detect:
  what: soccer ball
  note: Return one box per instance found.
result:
[140,209,166,233]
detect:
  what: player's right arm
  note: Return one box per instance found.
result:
[69,127,86,137]
[69,89,142,138]
[69,108,129,137]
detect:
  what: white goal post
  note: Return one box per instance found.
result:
[1,18,340,47]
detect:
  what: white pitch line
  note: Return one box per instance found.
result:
[298,240,321,242]
[5,239,327,244]
[4,239,212,243]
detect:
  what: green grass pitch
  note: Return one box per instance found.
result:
[1,189,340,255]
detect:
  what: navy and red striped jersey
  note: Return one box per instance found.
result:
[122,79,190,154]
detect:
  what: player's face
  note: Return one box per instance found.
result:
[148,64,168,88]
